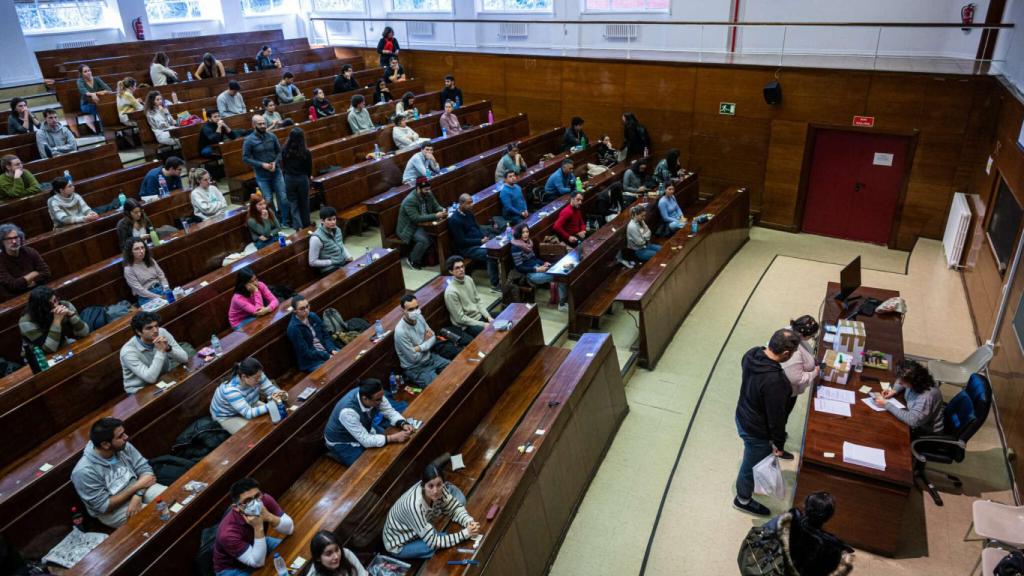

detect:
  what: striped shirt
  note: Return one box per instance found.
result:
[209,373,282,420]
[382,482,474,554]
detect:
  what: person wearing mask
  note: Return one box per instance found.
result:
[76,64,111,135]
[498,171,528,226]
[0,223,50,301]
[324,378,411,465]
[19,286,90,353]
[622,158,652,202]
[385,58,406,84]
[35,109,78,159]
[217,81,247,118]
[554,191,587,246]
[333,64,359,94]
[439,75,463,110]
[122,238,171,305]
[71,417,165,528]
[392,115,428,150]
[309,206,353,275]
[140,156,185,198]
[621,112,650,157]
[116,199,156,247]
[7,98,40,135]
[401,143,440,184]
[210,358,286,434]
[510,224,567,311]
[395,294,449,386]
[309,88,335,119]
[448,194,499,289]
[47,177,97,228]
[150,52,178,86]
[873,359,945,436]
[760,492,854,575]
[287,294,339,372]
[657,183,687,234]
[275,72,305,105]
[394,92,417,119]
[229,265,279,330]
[116,77,144,135]
[0,155,42,199]
[562,116,587,151]
[242,115,290,228]
[255,45,282,70]
[281,127,313,229]
[780,315,820,429]
[373,79,392,105]
[439,100,461,136]
[120,310,188,393]
[595,134,618,167]
[544,159,576,203]
[198,109,241,157]
[494,142,525,182]
[626,204,660,263]
[383,463,479,559]
[444,256,493,337]
[190,168,228,221]
[261,97,293,130]
[734,328,800,516]
[144,90,180,147]
[347,94,375,135]
[397,178,444,270]
[195,52,226,79]
[212,477,294,574]
[655,148,683,185]
[308,530,367,576]
[246,194,282,250]
[377,27,401,69]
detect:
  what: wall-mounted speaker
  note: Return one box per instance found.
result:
[763,81,782,106]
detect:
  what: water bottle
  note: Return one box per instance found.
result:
[691,220,698,235]
[413,108,420,120]
[166,288,175,303]
[364,246,372,263]
[374,319,385,339]
[149,227,161,246]
[277,398,287,419]
[211,333,222,355]
[71,506,83,530]
[487,110,494,124]
[575,176,583,192]
[373,143,380,159]
[388,373,398,395]
[182,219,190,235]
[156,499,170,521]
[441,127,447,138]
[186,71,193,82]
[269,399,282,423]
[505,223,513,242]
[273,553,288,576]
[643,147,649,157]
[118,192,126,207]
[658,181,665,196]
[580,135,587,149]
[243,62,250,73]
[278,232,286,247]
[158,175,168,197]
[63,170,72,184]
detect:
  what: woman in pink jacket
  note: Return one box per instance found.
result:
[228,267,279,329]
[781,315,820,414]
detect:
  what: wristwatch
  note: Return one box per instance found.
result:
[135,489,147,498]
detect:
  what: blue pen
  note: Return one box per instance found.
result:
[447,560,480,565]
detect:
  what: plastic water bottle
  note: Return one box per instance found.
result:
[158,174,169,197]
[575,176,583,192]
[186,71,193,82]
[413,108,420,120]
[644,147,649,157]
[182,220,190,235]
[691,220,698,235]
[273,553,288,576]
[277,398,287,419]
[388,373,398,395]
[580,135,587,149]
[32,346,49,372]
[63,170,72,184]
[71,506,83,530]
[211,333,222,355]
[505,223,513,242]
[449,201,457,215]
[278,232,286,247]
[658,181,665,196]
[441,127,447,138]
[156,499,170,521]
[373,143,381,159]
[118,192,126,207]
[374,319,385,339]
[487,110,494,124]
[243,62,250,74]
[166,288,176,303]
[149,228,161,246]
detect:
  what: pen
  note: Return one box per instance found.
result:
[448,560,480,565]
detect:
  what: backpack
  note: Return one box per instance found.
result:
[148,454,197,486]
[171,417,230,462]
[322,307,347,335]
[105,300,133,322]
[268,284,295,302]
[646,198,671,237]
[193,507,232,576]
[79,306,109,332]
[996,550,1024,576]
[737,524,796,576]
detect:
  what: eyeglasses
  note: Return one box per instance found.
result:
[3,235,19,241]
[295,305,310,311]
[238,493,262,507]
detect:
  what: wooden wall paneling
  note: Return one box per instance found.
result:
[622,63,697,159]
[955,79,1002,194]
[456,53,509,118]
[772,69,872,126]
[894,131,959,248]
[502,57,563,134]
[689,112,770,207]
[761,120,808,229]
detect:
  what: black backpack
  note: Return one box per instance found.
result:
[738,523,796,576]
[193,506,233,576]
[148,454,197,486]
[996,550,1024,576]
[171,417,230,462]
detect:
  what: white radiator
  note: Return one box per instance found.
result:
[604,23,638,40]
[57,40,95,49]
[943,192,972,268]
[256,24,283,31]
[171,30,202,38]
[407,21,433,37]
[498,23,528,39]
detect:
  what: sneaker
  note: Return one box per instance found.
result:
[405,257,421,270]
[557,303,568,312]
[779,450,795,461]
[616,256,634,269]
[733,496,770,516]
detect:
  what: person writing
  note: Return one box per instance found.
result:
[122,238,171,305]
[439,100,461,135]
[116,199,155,247]
[228,266,279,329]
[347,94,375,135]
[401,143,440,185]
[333,64,360,94]
[76,64,111,135]
[213,477,294,574]
[120,310,188,393]
[623,158,652,202]
[246,194,282,250]
[36,109,78,159]
[47,177,98,228]
[0,223,51,301]
[287,294,339,373]
[7,98,40,135]
[494,142,525,182]
[209,358,287,434]
[383,463,479,559]
[511,224,567,311]
[324,378,412,465]
[397,178,444,270]
[395,294,449,386]
[873,359,945,436]
[19,286,90,353]
[377,27,401,69]
[444,256,493,337]
[190,168,229,221]
[498,171,528,226]
[553,191,587,246]
[626,204,660,263]
[394,92,417,119]
[0,155,42,199]
[195,52,226,79]
[308,530,367,576]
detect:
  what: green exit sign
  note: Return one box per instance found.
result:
[719,102,736,115]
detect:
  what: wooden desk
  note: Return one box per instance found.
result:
[793,283,913,556]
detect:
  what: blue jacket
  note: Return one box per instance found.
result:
[499,184,527,221]
[287,312,339,372]
[448,208,487,251]
[544,169,573,198]
[139,167,183,198]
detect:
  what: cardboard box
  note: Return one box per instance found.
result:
[833,319,866,360]
[822,349,852,385]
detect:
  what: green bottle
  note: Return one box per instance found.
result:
[580,135,587,149]
[575,176,584,192]
[34,346,49,371]
[149,228,161,246]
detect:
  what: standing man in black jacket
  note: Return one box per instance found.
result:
[734,328,801,515]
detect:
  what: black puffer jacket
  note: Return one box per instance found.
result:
[767,510,855,576]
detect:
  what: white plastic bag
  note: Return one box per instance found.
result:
[753,454,786,500]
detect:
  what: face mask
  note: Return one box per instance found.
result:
[407,310,422,322]
[242,498,262,517]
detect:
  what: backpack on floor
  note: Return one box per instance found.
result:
[737,524,796,576]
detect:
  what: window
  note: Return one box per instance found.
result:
[241,0,289,15]
[391,0,450,11]
[583,0,667,11]
[480,0,551,11]
[16,0,110,32]
[311,0,365,11]
[145,0,205,22]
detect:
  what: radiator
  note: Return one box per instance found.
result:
[171,30,202,38]
[407,21,433,37]
[57,40,96,49]
[943,192,972,268]
[603,23,638,40]
[256,24,283,31]
[498,22,528,39]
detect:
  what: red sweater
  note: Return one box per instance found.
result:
[553,204,585,242]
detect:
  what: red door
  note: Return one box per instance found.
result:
[801,129,910,245]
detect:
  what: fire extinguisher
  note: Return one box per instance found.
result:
[132,17,145,40]
[961,3,976,33]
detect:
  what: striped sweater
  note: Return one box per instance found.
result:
[382,482,474,554]
[209,373,282,421]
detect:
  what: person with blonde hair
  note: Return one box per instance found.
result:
[116,77,144,145]
[189,168,228,221]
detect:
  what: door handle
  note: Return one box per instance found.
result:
[854,182,865,192]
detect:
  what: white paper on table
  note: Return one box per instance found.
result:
[824,333,836,344]
[816,386,856,404]
[450,454,465,471]
[843,441,886,471]
[814,397,852,417]
[887,397,906,410]
[861,397,886,412]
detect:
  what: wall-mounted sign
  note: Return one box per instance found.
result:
[719,102,736,116]
[853,115,875,128]
[873,152,894,166]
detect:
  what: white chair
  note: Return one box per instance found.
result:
[928,344,994,387]
[973,500,1024,548]
[980,547,1011,575]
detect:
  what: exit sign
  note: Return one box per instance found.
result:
[853,115,875,127]
[719,102,736,116]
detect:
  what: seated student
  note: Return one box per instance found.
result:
[391,115,428,150]
[255,45,282,70]
[213,477,294,575]
[123,238,171,304]
[36,109,78,159]
[0,155,42,200]
[261,97,293,130]
[287,294,339,372]
[76,64,111,134]
[199,109,241,156]
[761,492,854,576]
[657,183,687,234]
[562,116,588,151]
[439,100,461,135]
[494,142,525,182]
[324,378,412,465]
[383,462,480,560]
[150,52,178,86]
[209,358,287,434]
[309,88,335,119]
[553,191,587,246]
[195,52,226,79]
[7,97,40,135]
[373,79,392,105]
[71,417,166,529]
[0,223,51,301]
[275,73,305,105]
[448,194,499,289]
[439,75,463,109]
[246,194,282,250]
[347,94,375,135]
[217,81,246,118]
[544,159,576,203]
[395,294,450,386]
[47,177,97,228]
[308,530,368,576]
[401,143,440,184]
[190,168,229,221]
[333,64,360,94]
[116,198,157,247]
[444,256,492,337]
[595,134,618,167]
[655,148,683,185]
[116,77,144,133]
[20,286,90,353]
[309,206,353,275]
[874,359,945,436]
[120,310,188,393]
[228,267,279,330]
[623,158,653,202]
[394,92,417,119]
[510,224,567,311]
[144,90,180,147]
[385,58,407,83]
[498,171,528,226]
[626,204,660,263]
[140,156,186,198]
[397,177,444,270]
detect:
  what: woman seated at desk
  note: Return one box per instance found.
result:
[874,359,944,436]
[228,266,279,329]
[382,462,480,560]
[20,286,90,354]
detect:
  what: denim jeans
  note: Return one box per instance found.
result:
[200,145,216,157]
[327,423,388,465]
[526,272,567,304]
[254,171,290,228]
[137,284,170,306]
[404,353,450,387]
[459,245,500,287]
[735,416,773,501]
[393,484,467,560]
[635,243,661,262]
[408,227,432,267]
[667,220,685,232]
[215,537,282,576]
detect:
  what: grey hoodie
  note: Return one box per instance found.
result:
[71,441,154,518]
[36,122,78,158]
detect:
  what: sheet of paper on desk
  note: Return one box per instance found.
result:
[858,385,873,394]
[816,386,855,404]
[862,397,886,412]
[843,441,886,471]
[450,454,465,471]
[824,333,836,344]
[814,397,851,417]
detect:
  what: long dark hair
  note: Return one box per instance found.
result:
[897,359,937,394]
[233,356,263,379]
[401,91,414,109]
[280,127,309,163]
[247,193,276,225]
[790,315,820,338]
[202,53,216,73]
[26,286,56,329]
[629,158,647,176]
[310,531,357,576]
[153,51,169,67]
[122,198,151,227]
[122,237,155,268]
[234,267,257,296]
[664,148,680,173]
[421,462,444,485]
[144,90,162,112]
[382,26,394,39]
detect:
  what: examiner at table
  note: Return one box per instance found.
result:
[873,359,944,437]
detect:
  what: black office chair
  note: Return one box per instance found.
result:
[911,372,991,506]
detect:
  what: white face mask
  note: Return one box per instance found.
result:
[242,498,262,517]
[406,309,422,322]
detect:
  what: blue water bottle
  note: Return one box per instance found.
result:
[441,127,447,138]
[375,319,385,339]
[278,232,286,247]
[691,220,698,235]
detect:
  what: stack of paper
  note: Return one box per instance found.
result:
[861,395,907,413]
[814,397,851,417]
[817,386,855,404]
[843,441,886,471]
